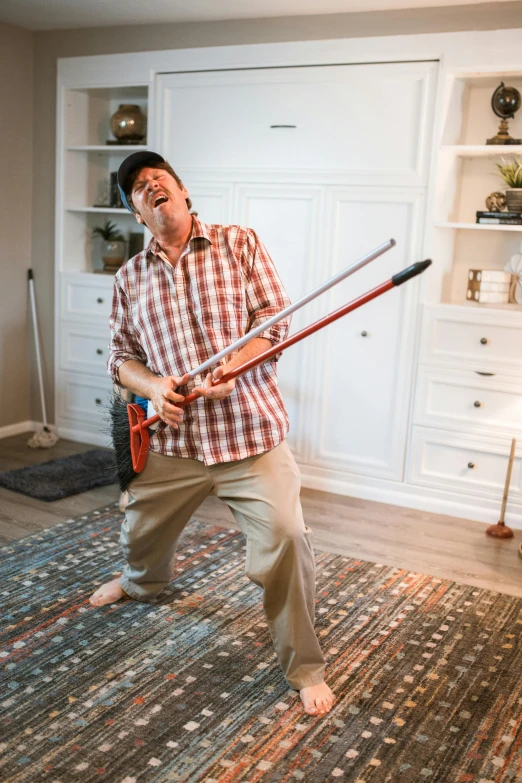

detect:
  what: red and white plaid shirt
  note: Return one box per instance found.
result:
[108,217,291,465]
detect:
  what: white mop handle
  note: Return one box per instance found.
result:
[187,238,396,378]
[28,269,48,427]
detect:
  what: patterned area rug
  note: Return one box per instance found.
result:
[1,504,521,783]
[0,450,117,501]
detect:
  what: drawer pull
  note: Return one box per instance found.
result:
[361,330,368,337]
[96,348,103,355]
[473,400,482,408]
[475,371,494,376]
[270,124,297,129]
[97,297,104,304]
[480,337,488,345]
[95,398,102,405]
[467,462,475,469]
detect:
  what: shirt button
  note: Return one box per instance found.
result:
[189,344,195,350]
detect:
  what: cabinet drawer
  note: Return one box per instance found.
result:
[60,325,111,376]
[61,275,113,321]
[409,427,522,500]
[414,368,522,435]
[420,306,522,374]
[57,371,113,426]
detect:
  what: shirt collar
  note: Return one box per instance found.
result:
[146,215,212,260]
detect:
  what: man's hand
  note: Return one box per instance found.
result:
[194,366,236,401]
[149,373,190,427]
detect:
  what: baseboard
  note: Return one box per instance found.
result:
[57,425,111,448]
[0,420,34,439]
[299,464,522,530]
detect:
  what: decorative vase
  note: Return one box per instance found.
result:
[101,240,126,272]
[506,188,522,213]
[109,104,146,144]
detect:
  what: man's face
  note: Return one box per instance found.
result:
[130,167,190,231]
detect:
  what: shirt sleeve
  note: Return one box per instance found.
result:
[107,276,148,387]
[242,230,292,357]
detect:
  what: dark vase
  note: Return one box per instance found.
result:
[110,104,147,143]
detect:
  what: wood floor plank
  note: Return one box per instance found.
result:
[0,432,521,597]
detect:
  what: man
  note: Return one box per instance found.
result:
[90,151,334,717]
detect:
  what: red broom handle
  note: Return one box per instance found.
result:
[134,260,431,432]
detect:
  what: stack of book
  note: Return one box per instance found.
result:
[467,269,513,303]
[476,211,522,225]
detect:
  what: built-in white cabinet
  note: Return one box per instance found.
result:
[55,35,522,525]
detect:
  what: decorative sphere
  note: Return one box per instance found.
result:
[491,83,521,120]
[485,191,507,212]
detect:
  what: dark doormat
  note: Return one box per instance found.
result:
[0,449,117,501]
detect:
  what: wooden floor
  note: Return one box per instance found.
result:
[1,433,521,597]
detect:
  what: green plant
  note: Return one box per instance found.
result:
[496,157,522,188]
[92,219,125,241]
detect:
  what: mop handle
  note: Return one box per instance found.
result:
[27,269,48,427]
[184,237,396,379]
[136,259,431,431]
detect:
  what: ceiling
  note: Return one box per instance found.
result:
[0,0,499,32]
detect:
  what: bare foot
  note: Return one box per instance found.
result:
[89,578,128,607]
[299,682,335,716]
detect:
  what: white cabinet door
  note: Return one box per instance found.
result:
[308,189,424,479]
[158,62,435,185]
[235,185,323,460]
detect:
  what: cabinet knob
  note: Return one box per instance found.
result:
[480,337,488,345]
[467,462,475,469]
[97,297,104,304]
[361,330,368,337]
[95,398,102,405]
[474,400,482,408]
[96,348,103,355]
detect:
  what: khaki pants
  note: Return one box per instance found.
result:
[120,440,325,689]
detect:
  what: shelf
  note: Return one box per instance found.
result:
[67,207,131,214]
[437,222,522,232]
[441,145,522,157]
[67,145,148,152]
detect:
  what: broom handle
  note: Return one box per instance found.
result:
[28,269,49,428]
[184,238,396,379]
[137,259,431,431]
[499,437,517,523]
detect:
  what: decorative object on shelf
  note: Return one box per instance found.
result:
[110,172,124,208]
[92,219,126,273]
[486,437,516,539]
[93,179,110,208]
[466,269,512,304]
[476,210,522,225]
[504,241,522,303]
[485,191,507,212]
[128,232,145,259]
[108,104,147,144]
[495,156,522,212]
[486,82,522,145]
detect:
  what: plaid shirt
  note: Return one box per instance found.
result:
[108,217,291,465]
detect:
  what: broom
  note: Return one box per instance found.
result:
[110,258,431,491]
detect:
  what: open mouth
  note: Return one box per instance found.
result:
[152,194,168,208]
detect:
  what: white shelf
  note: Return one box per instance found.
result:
[67,145,148,152]
[441,144,522,157]
[437,221,522,232]
[67,207,130,214]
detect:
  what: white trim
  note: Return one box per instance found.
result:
[298,462,522,529]
[0,421,60,440]
[56,425,111,448]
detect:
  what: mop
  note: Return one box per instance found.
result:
[109,240,431,490]
[27,269,59,449]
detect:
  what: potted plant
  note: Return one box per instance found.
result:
[496,157,522,213]
[92,220,126,272]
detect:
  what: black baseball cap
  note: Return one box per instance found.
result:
[117,151,165,212]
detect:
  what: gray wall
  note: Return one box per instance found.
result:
[0,22,34,428]
[30,2,522,424]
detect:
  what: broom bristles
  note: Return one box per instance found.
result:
[108,394,138,492]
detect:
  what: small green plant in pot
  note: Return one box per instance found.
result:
[92,220,126,272]
[496,157,522,213]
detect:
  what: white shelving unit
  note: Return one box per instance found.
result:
[55,83,149,443]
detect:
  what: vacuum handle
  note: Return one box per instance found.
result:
[137,259,432,430]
